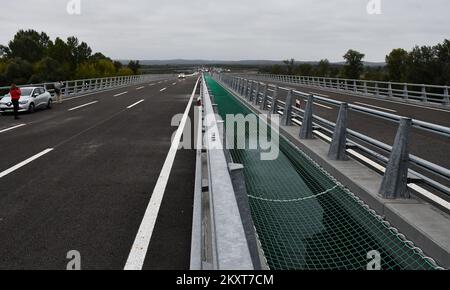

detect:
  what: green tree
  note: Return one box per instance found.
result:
[128,60,141,74]
[386,48,408,82]
[283,58,295,75]
[30,57,66,83]
[2,58,33,85]
[113,61,123,71]
[117,67,134,76]
[316,59,330,77]
[343,49,365,79]
[7,30,51,63]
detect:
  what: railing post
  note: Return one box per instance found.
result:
[299,95,314,139]
[421,85,428,102]
[271,86,279,114]
[388,82,393,97]
[375,82,379,96]
[281,90,293,126]
[260,84,268,110]
[244,79,249,97]
[444,87,449,105]
[353,80,357,92]
[403,84,409,100]
[246,81,253,101]
[252,82,260,105]
[64,81,69,96]
[379,118,412,199]
[328,103,349,161]
[363,81,368,94]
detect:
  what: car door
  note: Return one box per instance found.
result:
[35,88,45,108]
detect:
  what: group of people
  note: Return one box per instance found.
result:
[6,81,64,120]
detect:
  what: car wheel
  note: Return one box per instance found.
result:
[28,103,35,113]
[47,99,53,109]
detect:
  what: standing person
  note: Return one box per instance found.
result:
[54,81,63,103]
[10,83,21,120]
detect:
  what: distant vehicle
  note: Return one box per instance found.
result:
[0,87,53,114]
[178,73,186,79]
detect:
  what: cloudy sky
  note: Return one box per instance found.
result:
[0,0,449,62]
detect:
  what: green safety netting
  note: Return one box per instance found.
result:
[204,76,439,270]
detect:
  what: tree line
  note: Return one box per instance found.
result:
[260,39,450,85]
[0,30,142,86]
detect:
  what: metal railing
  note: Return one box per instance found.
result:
[190,75,255,270]
[252,73,450,107]
[216,74,450,210]
[0,74,173,99]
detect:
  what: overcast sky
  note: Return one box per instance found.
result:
[0,0,449,62]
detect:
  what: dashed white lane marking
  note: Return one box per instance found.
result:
[0,148,54,179]
[136,86,145,90]
[149,84,155,87]
[124,77,200,270]
[160,88,167,92]
[114,91,128,97]
[68,101,98,111]
[354,102,397,113]
[0,124,26,134]
[172,82,177,85]
[127,99,145,109]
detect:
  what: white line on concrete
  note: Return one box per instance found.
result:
[124,77,200,270]
[68,101,98,111]
[114,91,128,97]
[305,100,333,110]
[0,148,54,179]
[354,102,397,113]
[160,88,167,92]
[127,99,145,109]
[408,184,450,211]
[172,82,177,85]
[149,84,155,87]
[0,124,26,134]
[136,86,145,90]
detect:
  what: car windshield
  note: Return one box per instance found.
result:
[19,88,34,96]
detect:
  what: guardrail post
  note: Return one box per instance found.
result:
[379,118,412,199]
[444,87,449,105]
[271,86,279,114]
[328,103,349,161]
[363,81,368,94]
[375,82,379,96]
[281,90,293,126]
[403,84,409,100]
[299,95,314,139]
[252,82,260,105]
[344,80,348,91]
[353,80,357,92]
[260,85,268,110]
[388,82,393,97]
[421,85,428,102]
[64,81,69,96]
[246,81,253,101]
[244,79,249,97]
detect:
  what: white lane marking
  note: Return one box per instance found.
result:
[408,184,450,211]
[0,148,54,179]
[149,84,155,87]
[160,88,167,92]
[68,101,98,111]
[124,77,200,270]
[114,91,128,97]
[136,86,145,90]
[354,102,397,113]
[0,124,26,134]
[172,82,177,85]
[158,81,162,84]
[127,99,145,109]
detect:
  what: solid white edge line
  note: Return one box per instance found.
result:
[68,101,98,111]
[136,86,145,90]
[160,88,167,92]
[0,148,54,179]
[354,102,397,113]
[114,91,128,97]
[124,77,200,270]
[0,124,26,134]
[127,99,145,109]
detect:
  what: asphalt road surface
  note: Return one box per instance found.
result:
[0,77,198,270]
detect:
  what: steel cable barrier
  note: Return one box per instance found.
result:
[204,75,441,270]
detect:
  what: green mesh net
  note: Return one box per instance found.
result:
[205,76,439,270]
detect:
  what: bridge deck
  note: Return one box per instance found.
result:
[0,78,197,269]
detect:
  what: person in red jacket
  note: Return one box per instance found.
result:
[10,83,21,120]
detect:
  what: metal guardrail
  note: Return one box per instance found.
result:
[253,73,450,107]
[0,74,173,99]
[190,75,254,270]
[217,74,450,208]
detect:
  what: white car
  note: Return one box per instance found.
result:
[0,87,53,114]
[178,73,186,79]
